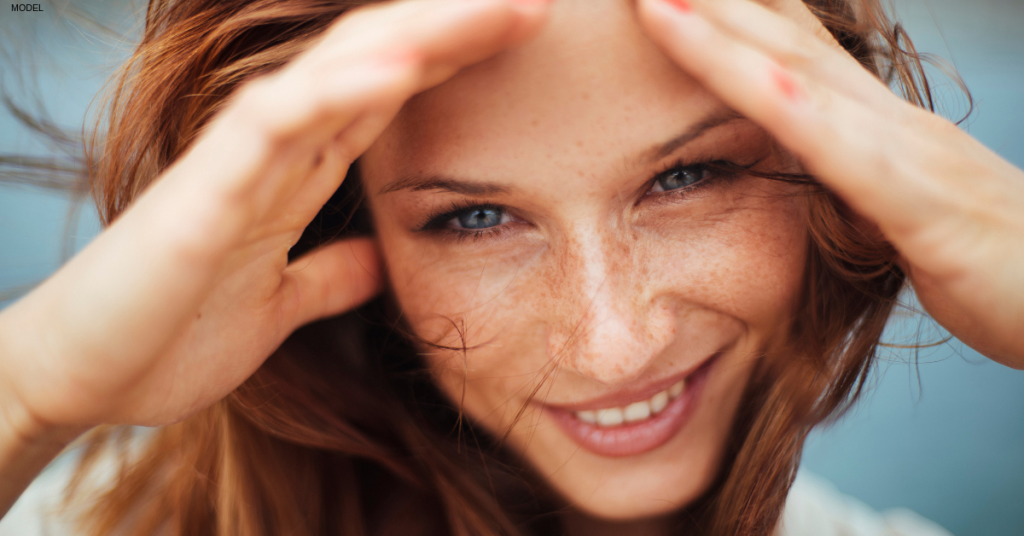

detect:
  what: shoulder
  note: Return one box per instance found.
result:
[779,471,955,536]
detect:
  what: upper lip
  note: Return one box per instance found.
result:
[541,352,718,412]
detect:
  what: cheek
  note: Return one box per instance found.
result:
[383,244,554,409]
[658,194,808,334]
[376,218,552,364]
[626,183,809,352]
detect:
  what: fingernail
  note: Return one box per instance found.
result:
[771,64,803,102]
[375,48,422,68]
[664,0,691,12]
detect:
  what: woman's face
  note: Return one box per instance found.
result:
[361,0,807,521]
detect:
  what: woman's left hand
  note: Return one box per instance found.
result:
[635,0,1024,369]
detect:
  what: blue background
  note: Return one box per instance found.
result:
[1,1,1022,534]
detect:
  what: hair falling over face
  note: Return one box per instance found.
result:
[63,0,946,534]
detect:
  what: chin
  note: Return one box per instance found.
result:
[558,450,722,521]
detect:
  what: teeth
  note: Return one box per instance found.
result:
[596,408,624,427]
[650,391,669,414]
[624,401,651,422]
[575,380,686,427]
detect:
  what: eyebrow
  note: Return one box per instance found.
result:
[640,109,745,164]
[378,176,510,196]
[378,109,745,196]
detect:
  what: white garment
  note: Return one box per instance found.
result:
[1,455,954,536]
[779,472,954,536]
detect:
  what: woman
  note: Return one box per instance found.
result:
[0,0,1021,534]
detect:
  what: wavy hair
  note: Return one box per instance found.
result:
[5,0,961,533]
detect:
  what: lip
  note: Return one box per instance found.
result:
[543,353,718,458]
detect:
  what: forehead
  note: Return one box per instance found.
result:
[363,0,720,188]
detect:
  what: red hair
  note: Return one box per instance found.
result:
[62,0,949,533]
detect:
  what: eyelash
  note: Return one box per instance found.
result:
[419,202,515,242]
[644,158,744,202]
[417,159,744,241]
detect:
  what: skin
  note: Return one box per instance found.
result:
[360,0,806,520]
[0,0,1022,533]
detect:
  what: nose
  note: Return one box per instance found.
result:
[545,226,676,385]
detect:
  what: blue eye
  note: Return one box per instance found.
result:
[420,203,515,236]
[651,164,709,193]
[453,206,507,229]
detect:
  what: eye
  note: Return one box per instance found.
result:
[449,205,510,230]
[418,202,519,238]
[649,163,710,194]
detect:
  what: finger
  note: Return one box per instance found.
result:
[179,0,550,232]
[689,0,897,110]
[315,0,549,83]
[636,0,930,232]
[232,0,550,158]
[280,237,383,328]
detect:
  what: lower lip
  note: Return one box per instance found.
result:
[545,357,715,458]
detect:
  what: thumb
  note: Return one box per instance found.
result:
[281,237,383,328]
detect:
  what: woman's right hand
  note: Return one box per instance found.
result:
[0,0,549,452]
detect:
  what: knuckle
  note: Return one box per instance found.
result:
[234,76,306,147]
[232,80,283,139]
[781,32,828,68]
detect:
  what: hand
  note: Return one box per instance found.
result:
[635,0,1024,369]
[0,0,551,443]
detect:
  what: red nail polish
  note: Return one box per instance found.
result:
[771,65,802,102]
[664,0,691,12]
[510,0,553,6]
[376,48,422,68]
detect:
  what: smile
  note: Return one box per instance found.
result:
[544,353,718,458]
[574,379,686,427]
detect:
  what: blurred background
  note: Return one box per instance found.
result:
[1,1,1022,534]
